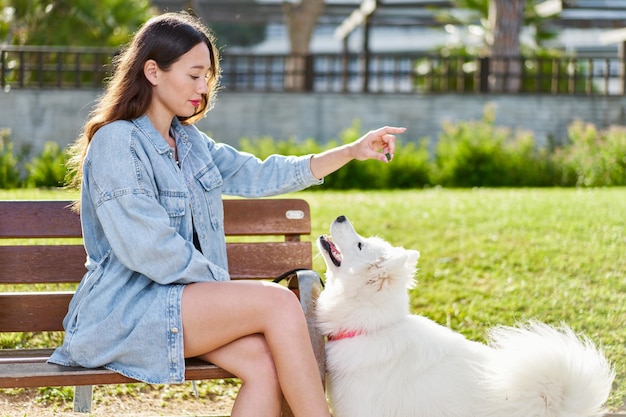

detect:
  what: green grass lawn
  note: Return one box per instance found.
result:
[2,187,625,411]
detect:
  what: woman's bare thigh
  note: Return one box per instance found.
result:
[181,280,300,358]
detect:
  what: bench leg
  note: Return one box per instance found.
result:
[73,385,93,413]
[289,269,326,381]
[279,270,325,417]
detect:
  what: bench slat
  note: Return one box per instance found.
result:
[0,199,310,238]
[0,245,86,284]
[223,198,310,236]
[0,292,72,332]
[0,201,81,238]
[227,242,312,279]
[0,348,54,361]
[0,242,311,284]
[0,355,234,388]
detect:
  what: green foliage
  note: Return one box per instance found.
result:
[0,132,71,189]
[435,105,509,186]
[210,21,267,48]
[319,122,390,190]
[0,1,10,41]
[35,386,74,406]
[239,135,326,159]
[554,121,626,187]
[433,105,556,187]
[239,121,432,190]
[2,113,626,189]
[414,47,593,95]
[0,129,20,188]
[519,48,598,95]
[323,122,432,190]
[385,139,432,189]
[245,113,626,189]
[443,0,559,50]
[24,142,69,188]
[2,0,155,88]
[5,0,154,46]
[414,46,481,94]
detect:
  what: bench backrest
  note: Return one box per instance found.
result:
[0,199,312,333]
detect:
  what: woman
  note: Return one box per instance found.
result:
[49,11,405,417]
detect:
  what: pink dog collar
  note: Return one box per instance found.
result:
[327,330,364,341]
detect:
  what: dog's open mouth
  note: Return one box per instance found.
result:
[320,235,342,267]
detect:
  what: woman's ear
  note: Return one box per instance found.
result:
[144,60,159,86]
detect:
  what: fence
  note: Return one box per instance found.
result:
[0,46,114,90]
[1,45,625,95]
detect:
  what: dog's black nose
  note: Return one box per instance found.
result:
[336,215,347,223]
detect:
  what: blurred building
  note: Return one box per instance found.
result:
[150,0,626,56]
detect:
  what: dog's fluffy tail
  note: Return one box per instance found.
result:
[484,321,614,417]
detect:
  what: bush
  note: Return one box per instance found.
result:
[2,115,626,190]
[433,105,556,187]
[239,135,326,159]
[25,141,71,188]
[239,114,626,189]
[327,122,433,190]
[386,139,432,189]
[321,122,390,190]
[0,129,21,188]
[240,121,433,190]
[0,131,70,189]
[553,121,626,187]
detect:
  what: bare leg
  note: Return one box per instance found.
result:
[181,280,330,417]
[202,334,282,416]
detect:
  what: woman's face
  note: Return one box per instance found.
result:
[149,42,212,119]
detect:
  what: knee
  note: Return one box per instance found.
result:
[264,282,301,312]
[260,282,308,335]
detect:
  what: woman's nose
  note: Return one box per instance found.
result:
[197,79,209,94]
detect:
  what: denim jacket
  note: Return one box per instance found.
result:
[48,115,322,384]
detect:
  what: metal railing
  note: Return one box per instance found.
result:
[2,45,625,95]
[0,45,115,90]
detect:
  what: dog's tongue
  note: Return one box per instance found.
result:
[321,235,342,267]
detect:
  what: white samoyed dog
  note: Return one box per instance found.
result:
[316,215,614,417]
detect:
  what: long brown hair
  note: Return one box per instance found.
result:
[66,12,221,189]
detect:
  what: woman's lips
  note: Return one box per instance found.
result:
[190,99,201,107]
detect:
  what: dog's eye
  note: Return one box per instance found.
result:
[358,242,364,250]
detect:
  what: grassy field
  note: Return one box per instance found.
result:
[1,187,625,411]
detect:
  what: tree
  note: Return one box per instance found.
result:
[443,0,559,93]
[449,0,558,52]
[2,0,154,46]
[488,0,525,92]
[0,0,11,42]
[209,21,266,48]
[0,0,154,87]
[281,0,325,91]
[188,0,267,49]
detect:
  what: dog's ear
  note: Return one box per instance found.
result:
[404,249,420,289]
[406,249,420,267]
[381,249,419,273]
[379,249,418,279]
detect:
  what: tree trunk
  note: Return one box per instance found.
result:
[282,0,325,91]
[488,0,525,92]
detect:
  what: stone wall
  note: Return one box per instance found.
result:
[2,89,625,154]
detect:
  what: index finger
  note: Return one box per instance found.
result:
[379,126,405,160]
[376,126,406,136]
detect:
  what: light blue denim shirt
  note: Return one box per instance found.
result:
[48,114,322,384]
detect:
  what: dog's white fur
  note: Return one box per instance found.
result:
[316,215,614,417]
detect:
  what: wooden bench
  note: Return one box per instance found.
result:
[0,199,325,415]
